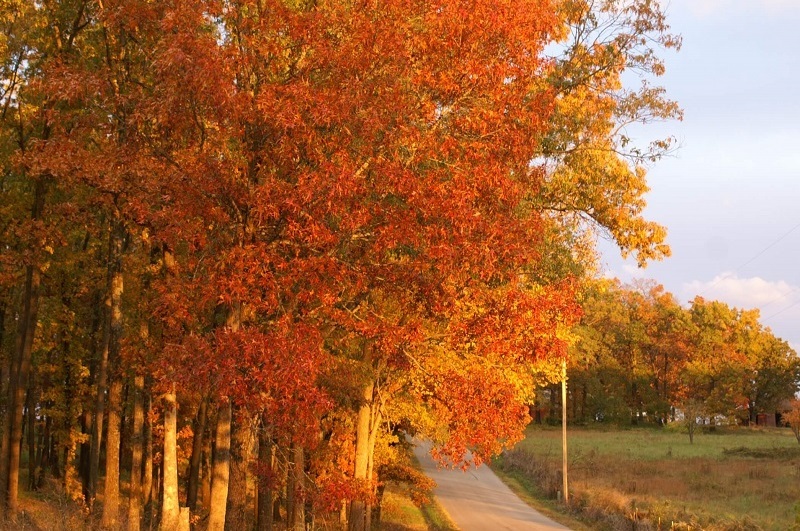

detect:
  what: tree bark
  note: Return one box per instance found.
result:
[201,436,212,509]
[348,380,380,531]
[91,216,124,509]
[187,397,207,511]
[142,390,153,510]
[127,375,145,531]
[100,217,124,528]
[101,376,123,528]
[256,429,274,531]
[160,388,180,531]
[25,387,36,492]
[0,199,44,518]
[225,408,255,531]
[208,400,232,531]
[291,446,305,531]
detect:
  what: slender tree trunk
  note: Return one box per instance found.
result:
[187,397,207,511]
[89,312,109,507]
[90,227,123,507]
[290,446,305,531]
[0,240,44,519]
[101,376,123,528]
[349,381,378,531]
[37,414,52,489]
[225,408,254,531]
[25,387,36,492]
[160,388,179,530]
[286,444,296,528]
[80,291,101,503]
[201,436,211,509]
[79,408,92,503]
[142,387,153,512]
[127,375,145,531]
[256,429,274,531]
[208,400,232,531]
[100,218,124,528]
[365,403,381,531]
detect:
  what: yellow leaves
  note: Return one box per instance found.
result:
[537,0,680,267]
[539,143,670,267]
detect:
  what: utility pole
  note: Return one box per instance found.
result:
[561,358,569,505]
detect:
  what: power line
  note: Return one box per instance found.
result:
[759,285,800,311]
[701,220,800,297]
[765,298,800,320]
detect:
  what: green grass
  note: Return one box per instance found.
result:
[378,482,457,531]
[493,425,800,531]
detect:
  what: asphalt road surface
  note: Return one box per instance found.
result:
[413,441,569,531]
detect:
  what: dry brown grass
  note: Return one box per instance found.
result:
[495,426,800,531]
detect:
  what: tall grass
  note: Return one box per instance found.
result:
[494,426,800,531]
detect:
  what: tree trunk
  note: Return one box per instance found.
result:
[127,375,145,531]
[208,400,232,531]
[187,397,207,511]
[79,291,102,503]
[0,241,43,519]
[142,389,154,513]
[79,408,92,503]
[100,220,124,528]
[91,218,124,509]
[37,413,52,489]
[25,387,36,492]
[291,446,305,531]
[160,388,180,530]
[256,429,274,531]
[101,376,123,528]
[225,408,255,531]
[201,436,212,509]
[348,380,380,531]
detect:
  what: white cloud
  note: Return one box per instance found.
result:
[682,272,796,310]
[681,273,800,347]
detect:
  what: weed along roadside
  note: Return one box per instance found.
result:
[491,425,800,531]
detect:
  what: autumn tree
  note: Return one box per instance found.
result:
[785,399,800,444]
[0,0,689,529]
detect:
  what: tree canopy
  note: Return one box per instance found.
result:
[0,0,688,529]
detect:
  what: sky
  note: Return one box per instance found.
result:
[598,0,800,348]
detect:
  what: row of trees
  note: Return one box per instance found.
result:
[0,0,681,529]
[541,280,800,434]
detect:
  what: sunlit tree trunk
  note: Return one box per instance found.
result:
[349,379,381,531]
[208,399,232,531]
[142,390,153,510]
[160,386,185,530]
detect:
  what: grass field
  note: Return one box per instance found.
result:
[494,425,800,531]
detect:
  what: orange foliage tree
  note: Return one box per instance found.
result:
[1,0,682,528]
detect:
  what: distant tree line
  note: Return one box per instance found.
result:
[535,279,800,429]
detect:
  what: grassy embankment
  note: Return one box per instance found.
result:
[379,481,457,531]
[493,425,800,530]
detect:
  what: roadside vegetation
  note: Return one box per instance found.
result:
[495,425,800,531]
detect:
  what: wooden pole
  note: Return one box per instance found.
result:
[561,359,569,505]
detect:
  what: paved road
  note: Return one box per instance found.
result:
[413,441,569,531]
